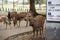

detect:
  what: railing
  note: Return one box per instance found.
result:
[0,8,46,12]
[0,8,29,12]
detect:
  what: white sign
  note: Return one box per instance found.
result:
[47,0,60,21]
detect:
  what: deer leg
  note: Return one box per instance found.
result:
[40,27,43,38]
[6,23,7,30]
[26,21,28,27]
[10,24,11,29]
[40,28,41,37]
[36,29,38,38]
[17,22,19,27]
[33,28,35,38]
[13,23,16,28]
[9,21,11,29]
[41,27,44,38]
[13,21,15,27]
[19,20,20,27]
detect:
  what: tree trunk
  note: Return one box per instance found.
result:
[29,0,38,17]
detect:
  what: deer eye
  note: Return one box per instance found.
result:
[21,17,23,18]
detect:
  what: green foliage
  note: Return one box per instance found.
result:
[41,0,46,4]
[35,0,39,4]
[5,0,8,4]
[35,0,47,4]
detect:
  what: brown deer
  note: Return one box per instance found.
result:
[0,15,11,29]
[10,11,32,27]
[24,15,45,38]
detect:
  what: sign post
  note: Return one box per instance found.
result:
[46,0,60,40]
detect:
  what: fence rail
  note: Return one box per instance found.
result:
[0,8,44,12]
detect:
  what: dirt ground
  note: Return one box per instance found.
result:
[6,31,45,40]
